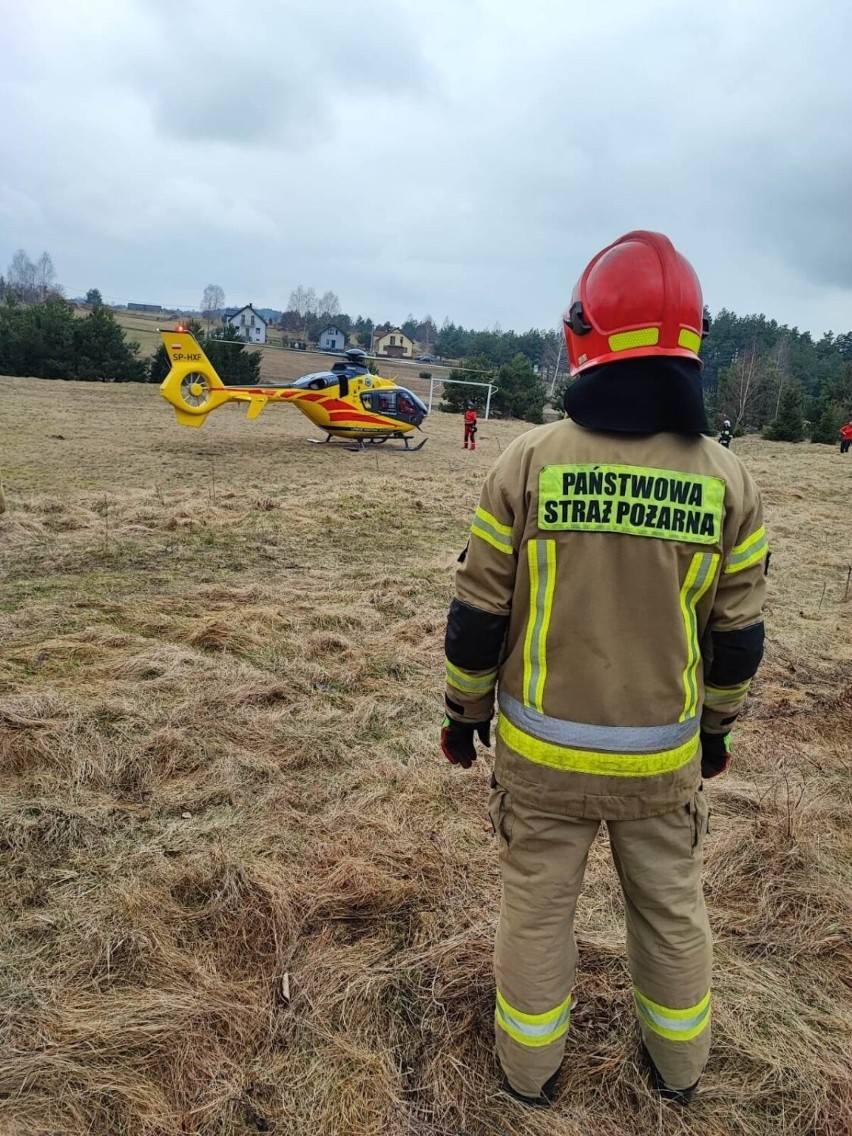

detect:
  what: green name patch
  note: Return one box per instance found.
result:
[538,464,725,544]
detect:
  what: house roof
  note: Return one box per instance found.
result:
[320,325,344,336]
[375,327,413,341]
[227,304,268,325]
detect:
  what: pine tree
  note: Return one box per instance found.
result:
[206,323,261,385]
[810,400,844,444]
[73,305,147,381]
[764,383,805,441]
[491,354,545,423]
[149,344,171,384]
[440,355,495,413]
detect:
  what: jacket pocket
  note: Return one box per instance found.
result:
[686,788,709,854]
[488,780,514,854]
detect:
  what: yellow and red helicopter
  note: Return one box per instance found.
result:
[158,330,429,450]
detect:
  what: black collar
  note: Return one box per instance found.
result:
[563,358,710,435]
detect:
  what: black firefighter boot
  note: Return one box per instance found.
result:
[501,1066,562,1109]
[642,1043,699,1106]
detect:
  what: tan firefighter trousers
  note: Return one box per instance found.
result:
[489,782,712,1097]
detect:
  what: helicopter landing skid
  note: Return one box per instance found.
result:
[348,436,428,453]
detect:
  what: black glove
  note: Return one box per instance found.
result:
[700,731,731,779]
[440,717,491,769]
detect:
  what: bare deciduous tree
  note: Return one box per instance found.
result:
[35,252,57,300]
[319,290,340,318]
[288,286,318,317]
[7,249,60,303]
[7,250,37,302]
[417,314,437,348]
[718,340,766,430]
[201,284,225,328]
[288,286,319,337]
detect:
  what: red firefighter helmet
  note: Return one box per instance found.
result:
[563,231,708,376]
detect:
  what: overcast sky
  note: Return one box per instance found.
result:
[1,0,851,335]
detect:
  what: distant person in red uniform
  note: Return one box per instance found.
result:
[464,402,478,450]
[839,421,852,454]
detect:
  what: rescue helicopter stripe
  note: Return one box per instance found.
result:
[724,526,768,574]
[499,695,698,753]
[523,540,556,711]
[679,553,720,722]
[445,662,498,695]
[497,715,700,777]
[633,988,711,1042]
[327,412,394,425]
[496,990,573,1047]
[224,390,390,425]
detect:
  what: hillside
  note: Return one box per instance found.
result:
[1,376,851,1135]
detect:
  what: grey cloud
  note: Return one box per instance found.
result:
[2,0,852,333]
[127,0,433,147]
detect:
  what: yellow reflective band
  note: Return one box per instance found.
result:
[679,552,720,721]
[634,987,711,1043]
[523,540,556,711]
[725,542,768,573]
[498,714,699,777]
[725,525,768,574]
[471,506,514,555]
[731,525,766,558]
[495,989,572,1048]
[445,661,497,695]
[678,328,702,353]
[608,327,660,352]
[704,679,751,706]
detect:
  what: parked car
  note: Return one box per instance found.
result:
[416,353,436,363]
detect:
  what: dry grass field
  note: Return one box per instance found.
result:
[1,374,851,1136]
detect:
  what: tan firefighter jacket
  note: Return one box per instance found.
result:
[444,421,768,820]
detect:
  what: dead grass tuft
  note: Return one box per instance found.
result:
[186,618,262,654]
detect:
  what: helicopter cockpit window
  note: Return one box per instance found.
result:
[361,390,398,413]
[360,389,424,420]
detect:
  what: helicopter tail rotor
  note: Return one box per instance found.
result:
[159,330,228,427]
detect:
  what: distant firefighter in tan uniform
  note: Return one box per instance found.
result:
[441,232,768,1108]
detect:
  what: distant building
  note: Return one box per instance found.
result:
[225,303,267,344]
[319,325,346,352]
[128,302,162,314]
[374,328,414,358]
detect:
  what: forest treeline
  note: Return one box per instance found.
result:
[0,302,260,386]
